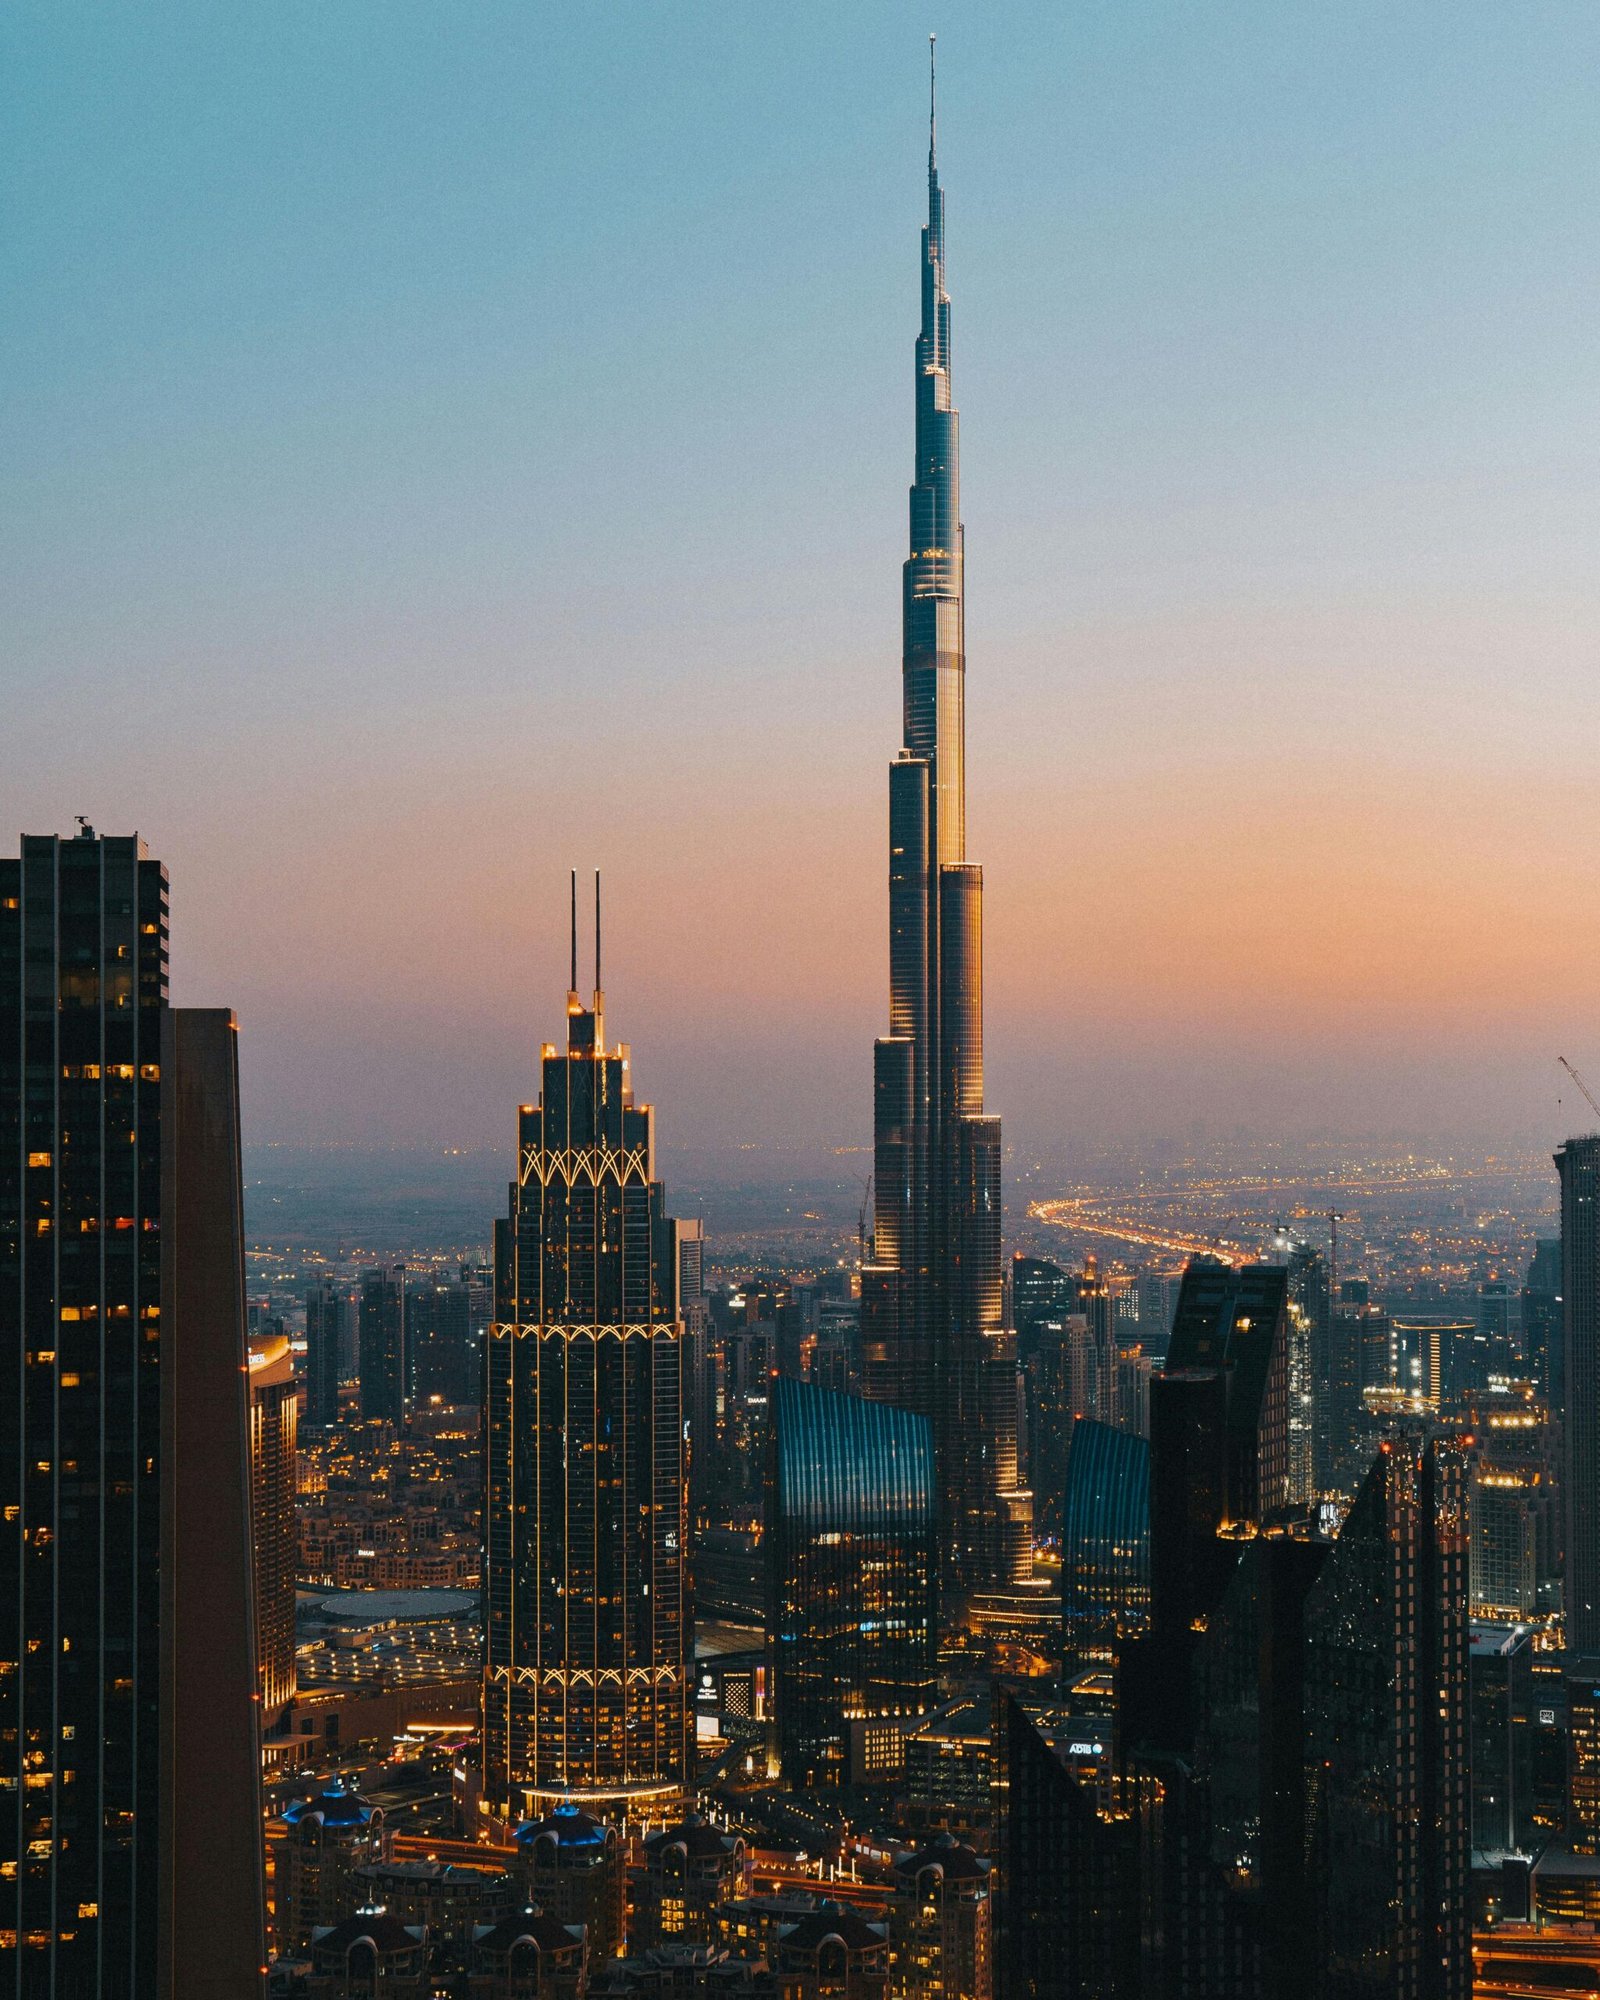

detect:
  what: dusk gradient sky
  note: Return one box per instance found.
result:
[7,2,1600,1158]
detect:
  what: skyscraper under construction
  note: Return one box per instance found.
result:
[481,879,689,1817]
[861,51,1031,1622]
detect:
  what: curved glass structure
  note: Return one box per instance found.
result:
[1060,1417,1150,1666]
[768,1377,936,1786]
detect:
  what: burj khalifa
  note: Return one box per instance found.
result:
[861,48,1032,1627]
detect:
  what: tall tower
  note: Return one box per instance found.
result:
[1559,1134,1600,1655]
[0,827,265,1998]
[861,46,1031,1621]
[481,876,689,1817]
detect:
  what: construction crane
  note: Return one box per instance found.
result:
[1558,1055,1600,1122]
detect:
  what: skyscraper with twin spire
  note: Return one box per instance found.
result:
[861,49,1032,1627]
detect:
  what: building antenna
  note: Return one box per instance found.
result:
[929,34,936,163]
[568,869,578,996]
[594,871,602,995]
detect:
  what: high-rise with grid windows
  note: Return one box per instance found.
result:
[0,826,263,1999]
[480,879,688,1816]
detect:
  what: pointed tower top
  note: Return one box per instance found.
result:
[929,34,937,170]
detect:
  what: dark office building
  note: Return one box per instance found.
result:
[1012,1254,1070,1359]
[1059,1416,1150,1669]
[481,885,688,1814]
[1304,1428,1471,1999]
[304,1276,345,1429]
[0,828,264,1998]
[1523,1237,1561,1407]
[1175,1531,1328,1994]
[1001,1693,1153,1999]
[1560,1136,1600,1655]
[859,70,1032,1626]
[767,1376,936,1788]
[359,1263,406,1428]
[1469,1622,1535,1860]
[407,1272,474,1406]
[1163,1261,1291,1526]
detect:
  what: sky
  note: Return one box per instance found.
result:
[6,2,1600,1163]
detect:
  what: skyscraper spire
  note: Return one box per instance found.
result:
[861,56,1032,1632]
[929,33,937,170]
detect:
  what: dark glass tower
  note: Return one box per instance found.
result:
[304,1276,345,1430]
[359,1264,406,1428]
[0,828,264,1998]
[1059,1416,1150,1670]
[767,1376,936,1787]
[481,884,688,1815]
[861,45,1031,1625]
[1559,1136,1600,1656]
[1304,1428,1471,1996]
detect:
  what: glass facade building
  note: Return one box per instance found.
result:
[304,1276,345,1430]
[481,900,688,1813]
[358,1264,406,1429]
[1059,1416,1150,1668]
[1560,1135,1600,1655]
[767,1377,936,1787]
[0,828,264,1997]
[860,62,1032,1625]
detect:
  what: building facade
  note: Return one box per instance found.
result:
[249,1327,299,1724]
[1304,1428,1471,1998]
[0,827,264,1997]
[481,894,689,1813]
[859,59,1031,1625]
[359,1264,407,1429]
[1058,1416,1150,1670]
[1560,1135,1600,1655]
[305,1277,346,1430]
[767,1377,936,1787]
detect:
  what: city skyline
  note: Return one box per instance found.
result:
[8,3,1600,1159]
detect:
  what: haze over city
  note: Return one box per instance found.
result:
[9,0,1599,1164]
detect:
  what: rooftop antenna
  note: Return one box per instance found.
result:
[929,34,937,164]
[568,869,578,998]
[594,871,602,996]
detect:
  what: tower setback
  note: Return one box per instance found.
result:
[481,880,689,1815]
[860,46,1031,1626]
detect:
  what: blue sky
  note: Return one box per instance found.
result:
[6,3,1599,1153]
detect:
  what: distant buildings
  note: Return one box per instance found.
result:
[359,1263,407,1428]
[305,1275,346,1428]
[480,885,689,1815]
[0,827,265,1995]
[767,1377,936,1787]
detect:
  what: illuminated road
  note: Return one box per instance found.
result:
[1028,1199,1246,1261]
[1474,1928,1600,1996]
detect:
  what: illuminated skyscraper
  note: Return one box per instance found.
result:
[861,44,1030,1625]
[249,1327,299,1729]
[481,878,688,1816]
[0,827,264,1998]
[767,1376,936,1787]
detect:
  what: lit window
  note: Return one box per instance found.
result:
[26,1153,50,1169]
